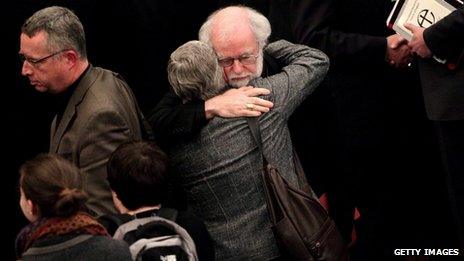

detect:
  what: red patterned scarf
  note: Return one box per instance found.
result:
[16,212,109,258]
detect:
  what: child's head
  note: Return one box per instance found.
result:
[107,141,169,212]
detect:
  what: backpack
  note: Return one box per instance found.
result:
[112,208,198,261]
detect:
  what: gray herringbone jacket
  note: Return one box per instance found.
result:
[169,40,329,261]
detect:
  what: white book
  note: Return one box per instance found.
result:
[387,0,462,41]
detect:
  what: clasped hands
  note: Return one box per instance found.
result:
[386,23,434,68]
[386,34,413,68]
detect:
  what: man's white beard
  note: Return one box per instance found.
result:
[228,77,251,88]
[228,51,264,88]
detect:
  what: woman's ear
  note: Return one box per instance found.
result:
[24,198,39,222]
[20,187,39,222]
[28,199,38,216]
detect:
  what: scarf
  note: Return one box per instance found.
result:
[15,212,109,258]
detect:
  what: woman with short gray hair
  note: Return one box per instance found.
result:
[167,40,225,102]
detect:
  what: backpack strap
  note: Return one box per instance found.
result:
[131,236,183,260]
[156,208,178,222]
[113,216,198,261]
[98,213,133,236]
[22,235,93,256]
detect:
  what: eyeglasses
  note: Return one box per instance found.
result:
[217,54,259,68]
[19,50,66,66]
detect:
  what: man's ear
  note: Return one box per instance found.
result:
[111,190,129,214]
[62,49,79,67]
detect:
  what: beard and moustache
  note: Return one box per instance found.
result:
[227,50,263,88]
[200,50,264,101]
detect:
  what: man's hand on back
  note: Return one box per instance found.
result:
[205,86,274,119]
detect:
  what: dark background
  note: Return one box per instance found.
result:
[4,1,456,260]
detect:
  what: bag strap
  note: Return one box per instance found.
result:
[246,117,312,195]
[292,147,313,195]
[113,208,179,239]
[23,235,93,256]
[156,208,178,222]
[246,118,265,161]
[131,236,184,260]
[246,117,278,222]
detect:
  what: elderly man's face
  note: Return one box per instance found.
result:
[212,27,263,88]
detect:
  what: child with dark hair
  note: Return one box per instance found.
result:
[16,154,131,260]
[100,141,214,260]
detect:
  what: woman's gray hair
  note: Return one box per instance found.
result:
[167,41,225,101]
[199,5,271,49]
[22,6,87,59]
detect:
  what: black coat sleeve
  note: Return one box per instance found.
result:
[147,91,208,143]
[290,0,387,65]
[424,6,464,62]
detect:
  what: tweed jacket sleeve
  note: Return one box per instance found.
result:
[251,40,329,119]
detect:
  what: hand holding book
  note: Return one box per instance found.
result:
[403,23,433,58]
[387,0,462,67]
[387,0,462,40]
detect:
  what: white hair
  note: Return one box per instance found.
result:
[198,6,271,50]
[167,41,225,101]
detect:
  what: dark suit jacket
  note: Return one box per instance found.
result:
[288,0,424,146]
[50,65,142,216]
[290,0,391,69]
[419,6,464,121]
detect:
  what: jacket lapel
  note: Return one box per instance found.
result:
[50,65,98,152]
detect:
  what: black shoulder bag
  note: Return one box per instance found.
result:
[247,118,348,261]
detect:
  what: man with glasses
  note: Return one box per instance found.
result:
[160,7,329,260]
[148,7,280,144]
[19,6,142,217]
